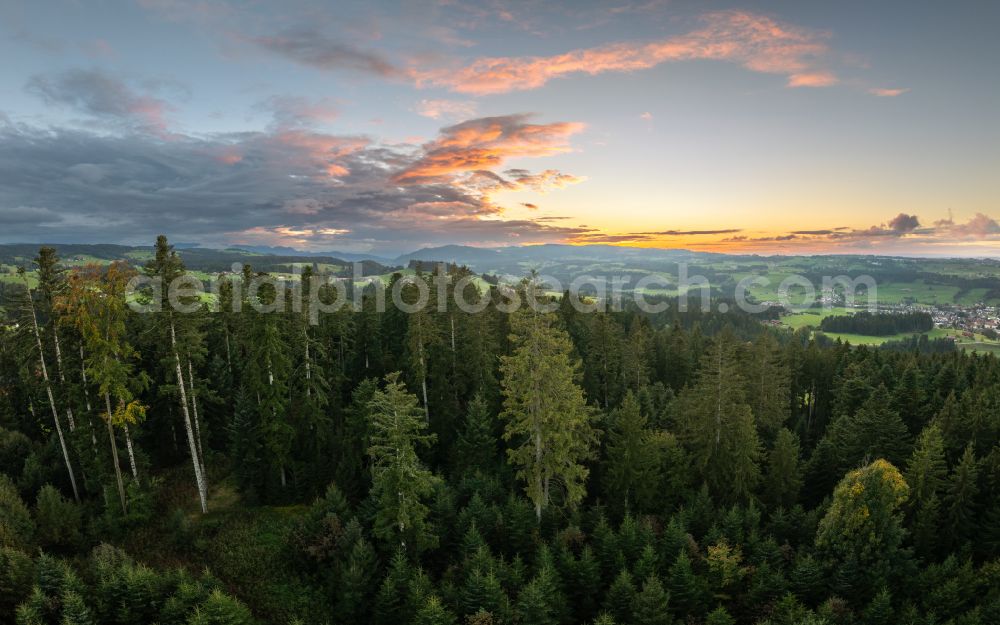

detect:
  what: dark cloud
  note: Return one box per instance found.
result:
[252,29,401,77]
[888,212,920,233]
[0,120,587,252]
[722,234,797,242]
[25,68,170,133]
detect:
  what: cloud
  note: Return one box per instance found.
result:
[935,213,1000,238]
[251,29,400,76]
[787,71,838,87]
[257,96,340,128]
[503,168,584,192]
[639,112,653,120]
[888,212,920,233]
[25,68,171,134]
[393,114,585,183]
[412,10,836,95]
[414,99,478,120]
[0,116,589,252]
[870,87,909,97]
[635,229,742,236]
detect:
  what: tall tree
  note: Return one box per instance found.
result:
[500,306,597,520]
[944,443,979,548]
[674,333,761,503]
[904,423,948,557]
[453,394,497,475]
[763,428,802,509]
[815,459,910,601]
[368,372,439,551]
[143,235,208,513]
[59,263,147,513]
[17,267,79,502]
[602,391,659,513]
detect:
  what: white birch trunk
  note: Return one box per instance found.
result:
[24,279,79,502]
[122,422,139,484]
[187,358,206,476]
[171,320,208,513]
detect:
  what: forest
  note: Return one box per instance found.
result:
[1,237,999,625]
[819,313,935,337]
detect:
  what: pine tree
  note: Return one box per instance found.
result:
[453,394,497,474]
[500,307,597,520]
[632,575,672,625]
[17,265,79,503]
[763,428,802,508]
[705,606,735,625]
[188,590,253,625]
[59,262,147,513]
[863,588,893,625]
[413,595,457,625]
[228,386,264,502]
[944,443,979,548]
[59,589,94,625]
[516,578,558,625]
[603,391,659,513]
[0,547,34,620]
[905,423,948,558]
[674,333,761,503]
[584,312,624,410]
[842,385,911,468]
[368,372,439,551]
[375,550,415,625]
[143,235,209,512]
[745,332,790,437]
[603,569,636,625]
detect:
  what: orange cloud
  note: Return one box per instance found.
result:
[787,71,838,87]
[869,87,910,97]
[271,130,369,178]
[394,114,584,183]
[412,10,834,94]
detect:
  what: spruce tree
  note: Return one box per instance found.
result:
[368,372,439,551]
[453,394,497,474]
[603,391,659,513]
[674,333,761,503]
[763,428,802,509]
[632,575,672,625]
[905,423,948,558]
[500,307,597,520]
[944,443,979,548]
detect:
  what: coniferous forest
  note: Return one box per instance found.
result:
[2,237,1000,625]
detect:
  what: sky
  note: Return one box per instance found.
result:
[1,0,998,257]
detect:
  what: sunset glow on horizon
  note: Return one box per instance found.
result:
[1,1,998,256]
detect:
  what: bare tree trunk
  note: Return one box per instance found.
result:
[171,320,208,513]
[223,327,233,377]
[187,357,206,476]
[79,344,98,449]
[24,279,79,502]
[122,422,139,484]
[104,392,127,514]
[51,328,76,431]
[304,331,312,397]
